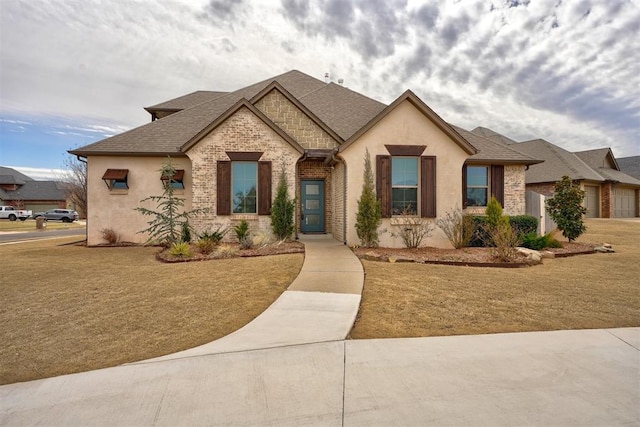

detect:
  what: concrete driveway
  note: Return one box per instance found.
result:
[1,328,637,425]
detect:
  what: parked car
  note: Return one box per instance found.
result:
[0,206,32,221]
[32,209,79,223]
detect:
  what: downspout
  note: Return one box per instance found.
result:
[75,155,88,243]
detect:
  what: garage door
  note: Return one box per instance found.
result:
[584,185,599,218]
[614,187,637,218]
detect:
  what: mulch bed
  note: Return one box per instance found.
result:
[353,241,596,267]
[156,240,305,263]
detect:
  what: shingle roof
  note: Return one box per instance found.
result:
[71,70,338,156]
[1,181,67,201]
[452,126,541,165]
[575,148,640,186]
[145,91,228,112]
[618,156,640,181]
[470,127,518,145]
[0,167,34,185]
[512,139,605,183]
[70,70,533,166]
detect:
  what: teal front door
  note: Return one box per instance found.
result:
[301,180,325,233]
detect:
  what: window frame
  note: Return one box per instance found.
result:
[231,161,258,214]
[465,165,489,207]
[160,169,185,190]
[391,156,419,216]
[102,169,129,190]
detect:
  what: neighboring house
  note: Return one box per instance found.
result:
[0,166,69,212]
[70,70,540,247]
[470,128,640,218]
[618,156,640,181]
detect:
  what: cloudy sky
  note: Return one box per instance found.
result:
[1,0,639,179]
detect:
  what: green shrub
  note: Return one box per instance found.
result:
[521,232,563,250]
[270,166,295,240]
[546,176,587,242]
[509,215,538,236]
[199,226,228,244]
[355,148,382,247]
[234,220,253,249]
[170,241,192,258]
[181,220,192,243]
[485,196,506,230]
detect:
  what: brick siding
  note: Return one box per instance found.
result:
[503,165,526,215]
[186,106,301,240]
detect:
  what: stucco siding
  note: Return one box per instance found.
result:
[86,156,192,245]
[186,106,301,239]
[339,100,470,248]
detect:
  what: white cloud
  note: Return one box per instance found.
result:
[1,0,638,160]
[7,166,68,181]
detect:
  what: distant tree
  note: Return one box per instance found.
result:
[546,176,587,242]
[355,148,382,247]
[61,155,87,218]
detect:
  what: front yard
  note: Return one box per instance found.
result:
[0,238,303,385]
[350,219,640,339]
[2,219,638,385]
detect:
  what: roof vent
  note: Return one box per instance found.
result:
[324,72,330,83]
[338,78,344,85]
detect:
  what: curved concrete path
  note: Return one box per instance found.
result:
[141,234,363,363]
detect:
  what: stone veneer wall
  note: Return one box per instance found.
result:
[503,165,526,215]
[186,107,301,239]
[296,160,333,234]
[255,90,339,150]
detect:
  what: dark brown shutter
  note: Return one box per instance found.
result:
[462,165,468,208]
[217,161,231,215]
[376,155,391,218]
[490,165,504,207]
[421,156,436,218]
[258,161,272,215]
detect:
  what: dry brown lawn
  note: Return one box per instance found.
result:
[0,238,303,384]
[350,219,640,339]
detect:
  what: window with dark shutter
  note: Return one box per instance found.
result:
[490,165,504,207]
[217,161,231,215]
[376,155,391,218]
[421,156,436,217]
[258,161,272,215]
[462,165,468,208]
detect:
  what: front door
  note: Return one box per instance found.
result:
[301,180,324,233]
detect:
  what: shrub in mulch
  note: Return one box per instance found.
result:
[156,240,305,263]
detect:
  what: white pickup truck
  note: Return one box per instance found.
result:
[0,206,32,221]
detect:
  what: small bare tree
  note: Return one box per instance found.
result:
[61,155,87,218]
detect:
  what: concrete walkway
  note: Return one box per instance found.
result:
[1,236,638,425]
[143,235,363,362]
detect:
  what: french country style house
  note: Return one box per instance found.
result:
[70,70,540,247]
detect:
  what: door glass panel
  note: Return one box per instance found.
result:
[306,184,320,195]
[306,214,320,225]
[306,199,320,210]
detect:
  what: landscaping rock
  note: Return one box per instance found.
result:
[540,250,555,259]
[602,243,612,249]
[516,247,542,262]
[594,246,615,253]
[388,256,414,263]
[362,251,380,261]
